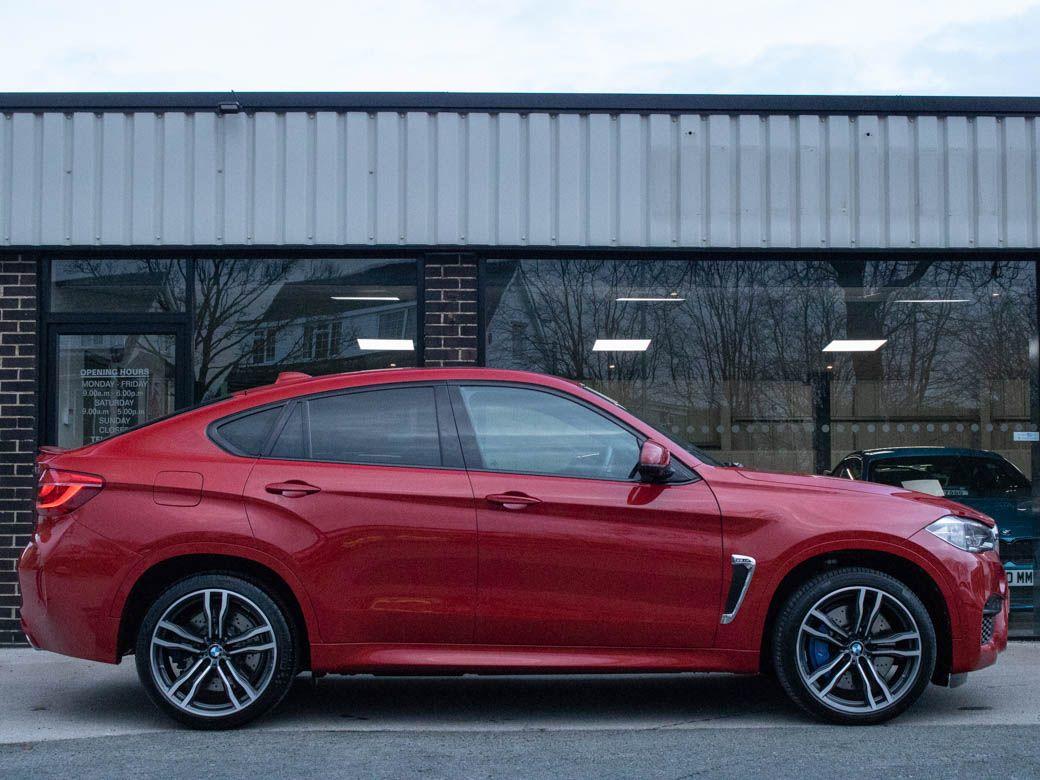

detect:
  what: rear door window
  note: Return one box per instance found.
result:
[267,386,442,467]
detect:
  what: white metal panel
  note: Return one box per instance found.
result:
[1004,117,1031,248]
[766,115,794,247]
[283,112,311,243]
[975,117,1002,247]
[799,115,824,247]
[886,116,914,247]
[945,117,973,247]
[99,113,127,244]
[312,112,340,244]
[496,113,523,245]
[738,115,764,247]
[586,113,614,246]
[465,113,493,246]
[221,112,249,244]
[915,116,943,248]
[555,113,583,246]
[192,112,219,244]
[616,113,645,247]
[2,108,1038,249]
[8,114,35,244]
[527,113,553,246]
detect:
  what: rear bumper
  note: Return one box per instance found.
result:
[17,516,138,664]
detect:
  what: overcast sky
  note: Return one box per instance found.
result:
[2,0,1039,95]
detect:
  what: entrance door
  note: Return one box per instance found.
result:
[47,325,190,447]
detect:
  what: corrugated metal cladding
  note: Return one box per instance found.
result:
[1,110,1039,249]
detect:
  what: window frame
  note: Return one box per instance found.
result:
[447,380,698,484]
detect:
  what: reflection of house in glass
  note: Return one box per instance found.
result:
[50,262,185,313]
[225,264,418,392]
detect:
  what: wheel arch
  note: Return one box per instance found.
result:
[117,553,314,670]
[759,549,953,685]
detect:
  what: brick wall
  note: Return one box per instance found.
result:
[423,254,479,366]
[0,257,37,646]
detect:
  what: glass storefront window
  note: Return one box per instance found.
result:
[49,259,186,312]
[54,333,177,447]
[483,257,1039,636]
[193,258,419,400]
[44,257,421,446]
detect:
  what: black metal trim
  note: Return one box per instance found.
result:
[4,92,1040,116]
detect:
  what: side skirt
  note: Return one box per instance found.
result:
[309,644,760,675]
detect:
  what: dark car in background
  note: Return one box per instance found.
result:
[832,447,1035,610]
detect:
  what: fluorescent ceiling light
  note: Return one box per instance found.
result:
[616,296,686,302]
[331,295,400,301]
[357,338,414,351]
[593,339,651,352]
[822,339,887,352]
[893,299,970,304]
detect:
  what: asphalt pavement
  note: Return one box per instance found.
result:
[2,643,1039,778]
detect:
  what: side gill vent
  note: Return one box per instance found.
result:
[720,555,756,625]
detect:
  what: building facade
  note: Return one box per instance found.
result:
[2,92,1039,645]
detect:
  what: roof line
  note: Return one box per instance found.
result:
[2,92,1040,115]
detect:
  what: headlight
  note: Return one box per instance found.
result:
[925,515,997,553]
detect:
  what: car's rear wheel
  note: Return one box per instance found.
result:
[134,573,298,729]
[773,567,936,725]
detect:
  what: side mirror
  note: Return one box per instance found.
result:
[637,440,673,483]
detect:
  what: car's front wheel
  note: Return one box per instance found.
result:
[134,573,298,729]
[773,567,936,724]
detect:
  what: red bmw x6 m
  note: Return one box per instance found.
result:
[20,368,1007,728]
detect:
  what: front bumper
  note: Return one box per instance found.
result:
[909,528,1009,676]
[18,515,139,663]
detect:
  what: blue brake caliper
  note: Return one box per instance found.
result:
[808,638,832,670]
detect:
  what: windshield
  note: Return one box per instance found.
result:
[871,454,1030,498]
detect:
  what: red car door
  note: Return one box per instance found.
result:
[450,383,723,649]
[243,383,477,645]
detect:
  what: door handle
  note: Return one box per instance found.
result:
[485,492,541,510]
[265,480,321,498]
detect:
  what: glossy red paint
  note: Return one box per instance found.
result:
[19,367,1007,684]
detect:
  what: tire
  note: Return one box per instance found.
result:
[134,573,298,729]
[772,567,936,725]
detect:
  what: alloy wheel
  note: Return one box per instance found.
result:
[795,585,922,714]
[149,588,278,718]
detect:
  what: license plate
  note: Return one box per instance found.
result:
[1006,568,1034,587]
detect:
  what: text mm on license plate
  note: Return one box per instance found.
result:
[1006,568,1035,587]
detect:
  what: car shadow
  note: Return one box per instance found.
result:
[266,672,801,728]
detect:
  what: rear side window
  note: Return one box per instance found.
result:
[269,386,442,467]
[213,406,284,456]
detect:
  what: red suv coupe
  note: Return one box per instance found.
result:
[20,369,1008,728]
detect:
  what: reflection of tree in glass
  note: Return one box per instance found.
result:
[487,258,1036,466]
[193,259,297,399]
[58,258,185,313]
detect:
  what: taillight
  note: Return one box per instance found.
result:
[36,468,105,517]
